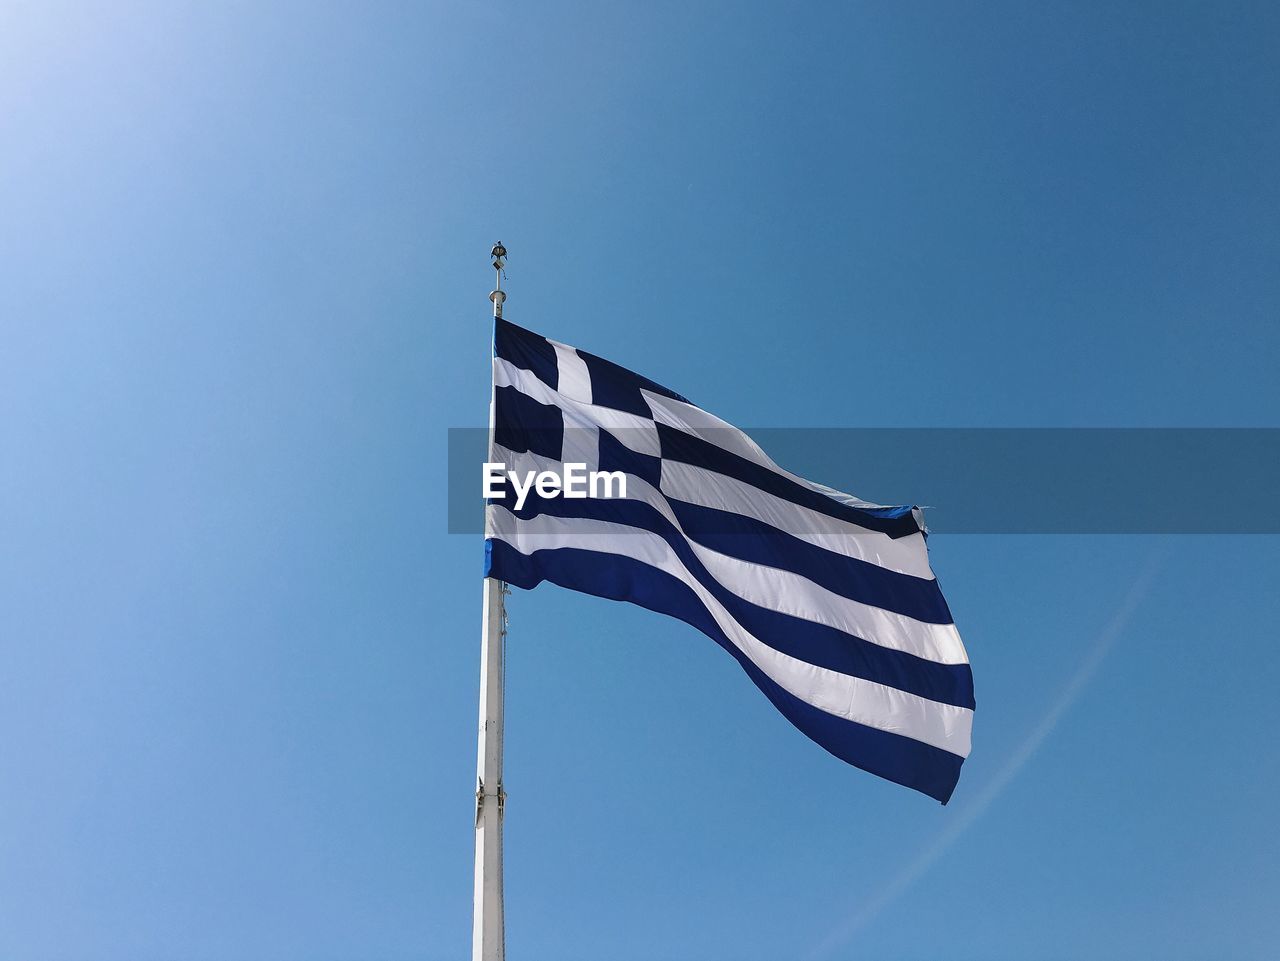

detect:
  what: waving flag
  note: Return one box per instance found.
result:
[484,319,973,803]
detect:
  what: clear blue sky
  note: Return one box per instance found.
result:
[2,2,1278,960]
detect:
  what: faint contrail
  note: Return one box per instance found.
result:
[807,546,1168,960]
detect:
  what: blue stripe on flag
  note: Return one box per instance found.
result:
[666,499,954,625]
[577,348,691,416]
[491,480,950,624]
[598,429,662,487]
[493,385,564,461]
[656,424,921,538]
[489,499,971,707]
[495,319,559,390]
[485,537,964,803]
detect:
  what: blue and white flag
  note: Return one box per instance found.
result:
[484,319,973,803]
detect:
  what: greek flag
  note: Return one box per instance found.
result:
[484,319,973,803]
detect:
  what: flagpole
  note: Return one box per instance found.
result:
[473,242,508,961]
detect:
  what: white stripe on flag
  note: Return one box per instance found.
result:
[489,507,973,757]
[640,389,902,514]
[550,340,593,404]
[659,460,935,580]
[490,443,963,664]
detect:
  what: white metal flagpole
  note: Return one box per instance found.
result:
[473,242,509,961]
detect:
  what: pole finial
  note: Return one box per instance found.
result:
[489,242,507,318]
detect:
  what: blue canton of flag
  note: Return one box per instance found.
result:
[484,318,974,803]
